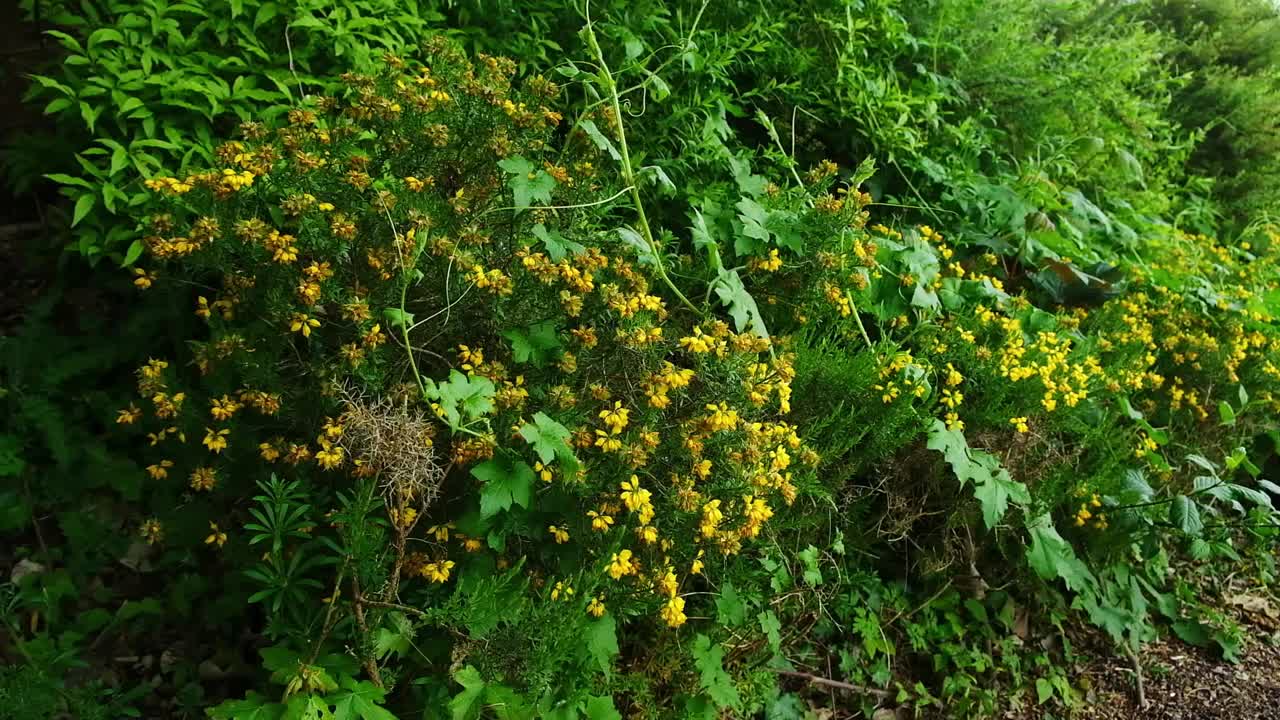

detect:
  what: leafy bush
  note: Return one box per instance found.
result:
[9,0,439,261]
[4,1,1280,718]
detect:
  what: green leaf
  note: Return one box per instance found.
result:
[583,696,622,720]
[758,610,782,652]
[926,419,971,481]
[382,307,414,330]
[502,321,561,367]
[971,459,1029,529]
[72,193,96,227]
[87,28,124,49]
[616,226,656,266]
[1035,678,1054,704]
[121,239,145,267]
[715,582,746,627]
[1170,496,1203,537]
[330,678,394,720]
[1025,512,1095,594]
[797,545,823,586]
[692,634,740,709]
[518,412,579,480]
[284,694,333,720]
[423,370,494,431]
[579,119,620,161]
[472,454,534,518]
[532,223,585,262]
[713,270,769,339]
[1218,401,1236,426]
[498,155,555,211]
[584,615,619,677]
[449,666,486,720]
[209,692,285,720]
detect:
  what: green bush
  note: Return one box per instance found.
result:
[9,0,439,261]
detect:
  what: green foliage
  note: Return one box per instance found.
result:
[5,0,1280,718]
[9,0,440,261]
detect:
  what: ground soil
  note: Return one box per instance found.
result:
[1074,632,1280,720]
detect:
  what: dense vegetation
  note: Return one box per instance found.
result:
[3,0,1279,718]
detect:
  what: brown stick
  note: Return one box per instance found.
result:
[350,576,384,689]
[1121,642,1147,709]
[774,669,895,701]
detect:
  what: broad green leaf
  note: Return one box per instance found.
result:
[518,412,579,480]
[423,370,495,430]
[498,155,555,211]
[1218,400,1236,426]
[330,678,394,720]
[715,582,746,627]
[72,193,95,227]
[532,223,584,262]
[713,269,768,339]
[382,307,414,330]
[1025,512,1095,594]
[284,694,333,720]
[583,696,622,720]
[616,226,655,265]
[584,615,619,677]
[692,634,739,709]
[1169,495,1203,537]
[208,692,285,720]
[579,119,620,161]
[472,454,534,518]
[758,610,782,652]
[121,239,144,268]
[1035,678,1054,704]
[502,321,561,367]
[449,666,486,720]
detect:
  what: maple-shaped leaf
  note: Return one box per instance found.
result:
[502,321,561,367]
[498,155,556,212]
[472,453,534,518]
[330,678,394,720]
[518,411,580,480]
[532,223,585,262]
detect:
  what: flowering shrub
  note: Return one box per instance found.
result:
[9,6,1280,718]
[115,37,895,712]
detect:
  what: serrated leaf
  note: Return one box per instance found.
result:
[498,155,555,212]
[518,412,579,480]
[579,119,620,161]
[330,678,394,720]
[449,666,486,720]
[424,370,494,431]
[502,321,561,367]
[616,226,655,266]
[208,692,285,720]
[715,582,745,627]
[691,634,740,709]
[472,454,534,518]
[1025,512,1095,594]
[532,223,585,262]
[713,269,768,339]
[758,610,781,652]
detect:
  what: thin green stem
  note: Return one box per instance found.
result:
[583,14,701,316]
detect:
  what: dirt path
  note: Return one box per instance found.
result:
[1077,635,1280,719]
